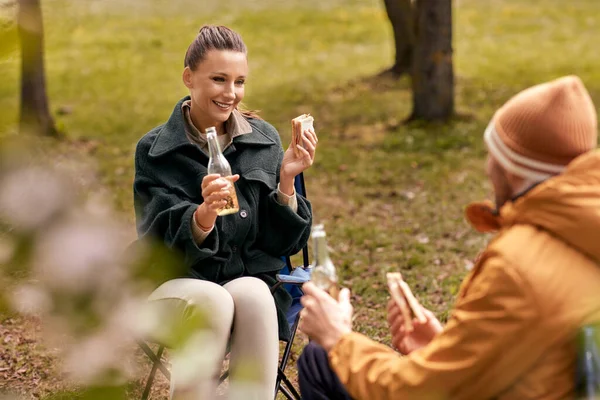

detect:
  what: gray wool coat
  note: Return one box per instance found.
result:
[134,97,313,340]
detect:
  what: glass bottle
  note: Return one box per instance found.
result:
[206,127,239,216]
[577,325,600,399]
[310,224,339,299]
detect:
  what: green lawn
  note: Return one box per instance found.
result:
[1,0,599,398]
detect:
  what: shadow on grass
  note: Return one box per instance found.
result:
[257,70,496,159]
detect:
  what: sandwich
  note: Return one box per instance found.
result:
[291,114,314,156]
[386,272,427,332]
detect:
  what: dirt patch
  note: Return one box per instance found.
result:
[0,316,66,399]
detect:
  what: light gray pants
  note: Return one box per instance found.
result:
[148,277,279,400]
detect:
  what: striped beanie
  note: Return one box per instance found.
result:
[484,75,597,181]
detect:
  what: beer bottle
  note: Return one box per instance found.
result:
[310,224,339,299]
[206,127,239,216]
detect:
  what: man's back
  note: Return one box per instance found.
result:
[460,150,600,398]
[461,224,600,398]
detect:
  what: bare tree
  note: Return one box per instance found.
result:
[18,0,58,136]
[381,0,415,78]
[381,0,454,121]
[409,0,454,121]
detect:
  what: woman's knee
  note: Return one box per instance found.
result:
[149,278,235,333]
[224,277,275,311]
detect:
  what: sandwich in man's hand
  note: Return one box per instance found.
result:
[386,272,427,332]
[291,114,314,157]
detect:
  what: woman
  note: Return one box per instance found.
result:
[133,25,316,399]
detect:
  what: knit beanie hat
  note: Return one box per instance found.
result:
[484,75,597,181]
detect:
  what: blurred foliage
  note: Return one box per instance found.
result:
[41,385,128,400]
[0,141,209,396]
[125,238,186,288]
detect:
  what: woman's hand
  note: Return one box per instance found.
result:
[298,283,353,352]
[387,299,443,355]
[194,174,240,230]
[279,128,318,195]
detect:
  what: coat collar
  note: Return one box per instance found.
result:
[148,97,276,158]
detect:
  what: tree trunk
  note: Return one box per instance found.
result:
[410,0,454,121]
[381,0,415,77]
[18,0,58,137]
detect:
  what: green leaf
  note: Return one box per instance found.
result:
[125,238,186,286]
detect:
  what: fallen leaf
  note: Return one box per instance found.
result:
[464,259,474,271]
[402,191,416,200]
[417,234,430,244]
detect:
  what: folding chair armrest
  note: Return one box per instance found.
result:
[277,266,310,284]
[276,274,309,285]
[272,268,310,294]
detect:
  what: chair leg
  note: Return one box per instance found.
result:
[280,315,299,370]
[274,312,302,400]
[277,383,296,400]
[275,313,300,387]
[141,345,166,400]
[138,341,171,379]
[277,367,302,400]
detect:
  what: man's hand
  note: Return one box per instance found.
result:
[387,299,443,355]
[298,282,353,352]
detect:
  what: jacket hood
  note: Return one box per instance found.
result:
[467,150,600,262]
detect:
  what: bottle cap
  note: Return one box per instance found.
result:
[206,126,217,138]
[312,224,326,237]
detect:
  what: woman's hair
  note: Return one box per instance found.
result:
[185,25,260,119]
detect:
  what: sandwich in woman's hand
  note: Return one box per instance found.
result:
[291,114,314,156]
[386,272,427,332]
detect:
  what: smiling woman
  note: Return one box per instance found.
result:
[182,26,254,135]
[133,25,318,400]
[183,49,248,134]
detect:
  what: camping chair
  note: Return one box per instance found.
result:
[138,172,311,400]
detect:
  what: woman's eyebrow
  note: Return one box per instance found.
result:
[211,72,246,79]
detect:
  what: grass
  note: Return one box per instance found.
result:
[1,0,599,398]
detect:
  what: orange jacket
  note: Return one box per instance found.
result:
[329,150,600,399]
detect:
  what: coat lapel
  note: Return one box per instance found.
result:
[148,97,196,158]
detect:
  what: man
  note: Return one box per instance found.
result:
[297,75,600,399]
